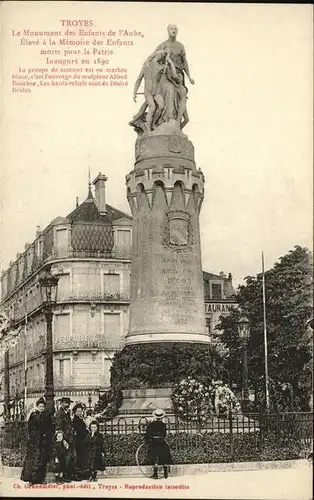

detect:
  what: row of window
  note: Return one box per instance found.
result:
[1,228,132,298]
[8,353,112,394]
[3,271,130,323]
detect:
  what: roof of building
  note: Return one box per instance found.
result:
[203,271,224,281]
[203,270,236,299]
[67,188,132,224]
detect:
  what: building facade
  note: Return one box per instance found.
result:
[0,176,236,413]
[0,174,132,412]
[203,271,236,342]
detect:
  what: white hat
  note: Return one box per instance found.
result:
[153,408,166,419]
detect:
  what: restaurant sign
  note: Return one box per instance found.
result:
[205,303,236,314]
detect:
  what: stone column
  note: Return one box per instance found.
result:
[125,132,209,344]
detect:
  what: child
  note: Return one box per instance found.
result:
[85,421,105,481]
[145,408,172,479]
[51,430,71,484]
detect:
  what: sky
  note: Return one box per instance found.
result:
[0,1,313,288]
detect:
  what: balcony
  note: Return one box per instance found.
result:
[54,374,110,390]
[28,376,45,391]
[28,337,45,358]
[58,292,129,304]
[53,334,124,351]
[26,334,124,357]
[43,247,131,262]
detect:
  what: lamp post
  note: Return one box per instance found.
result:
[39,269,59,409]
[237,315,251,413]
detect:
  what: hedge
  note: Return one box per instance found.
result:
[2,430,310,468]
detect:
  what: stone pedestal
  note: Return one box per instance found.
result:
[120,388,173,414]
[125,131,210,345]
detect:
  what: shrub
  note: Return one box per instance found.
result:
[93,389,123,421]
[110,343,224,389]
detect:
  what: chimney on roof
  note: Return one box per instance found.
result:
[76,197,79,208]
[92,173,108,214]
[36,225,41,237]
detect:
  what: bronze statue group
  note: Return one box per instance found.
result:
[20,397,172,485]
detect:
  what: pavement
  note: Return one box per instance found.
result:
[0,460,312,499]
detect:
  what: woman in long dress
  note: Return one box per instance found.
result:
[72,403,88,477]
[20,397,52,485]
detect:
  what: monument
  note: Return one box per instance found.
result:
[112,25,212,417]
[126,24,210,345]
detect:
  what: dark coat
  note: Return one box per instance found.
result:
[20,410,52,483]
[51,441,68,474]
[145,420,172,466]
[72,415,88,469]
[54,407,74,446]
[84,431,105,472]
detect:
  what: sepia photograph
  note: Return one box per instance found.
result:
[0,1,313,498]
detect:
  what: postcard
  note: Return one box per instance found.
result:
[0,1,312,499]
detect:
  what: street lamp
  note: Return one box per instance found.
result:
[237,315,251,412]
[39,269,59,408]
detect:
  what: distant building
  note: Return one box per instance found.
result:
[203,271,236,341]
[0,176,236,410]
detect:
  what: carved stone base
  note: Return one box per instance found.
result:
[134,131,195,165]
[120,388,173,414]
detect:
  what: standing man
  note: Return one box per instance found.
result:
[54,397,77,481]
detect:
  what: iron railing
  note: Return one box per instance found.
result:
[1,412,312,467]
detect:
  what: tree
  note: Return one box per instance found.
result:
[218,246,313,411]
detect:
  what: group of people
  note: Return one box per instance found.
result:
[20,397,173,484]
[21,397,105,485]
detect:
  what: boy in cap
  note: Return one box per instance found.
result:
[145,408,172,479]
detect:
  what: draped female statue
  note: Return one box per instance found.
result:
[129,25,195,135]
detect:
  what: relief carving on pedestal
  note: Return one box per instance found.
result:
[161,209,193,250]
[168,135,182,153]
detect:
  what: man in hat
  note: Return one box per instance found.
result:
[145,408,172,479]
[54,397,77,481]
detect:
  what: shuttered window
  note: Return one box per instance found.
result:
[54,313,70,339]
[104,313,120,346]
[103,274,120,297]
[116,230,131,256]
[211,283,222,300]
